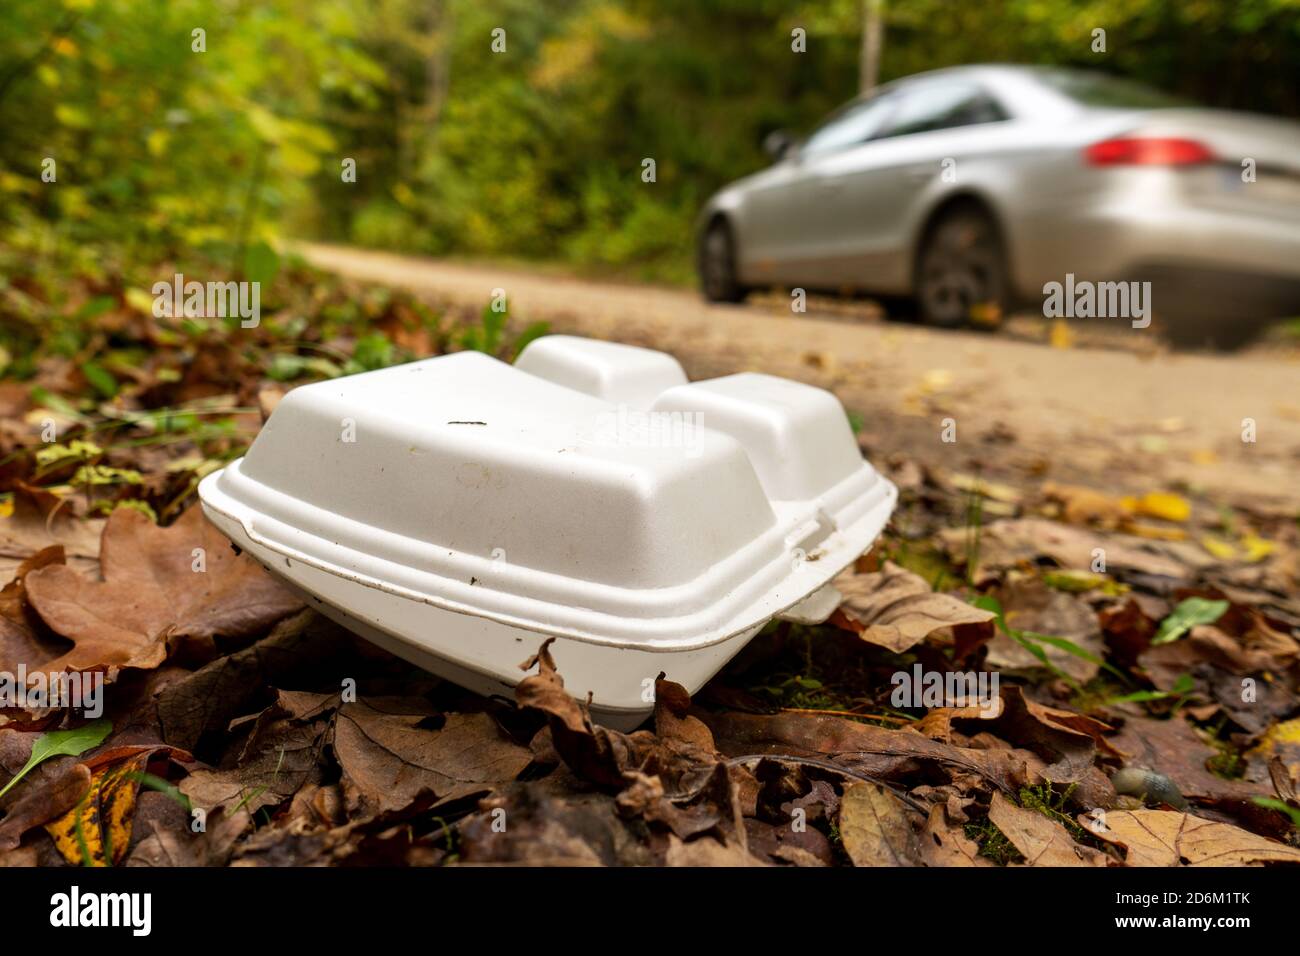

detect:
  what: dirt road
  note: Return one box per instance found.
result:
[299,243,1300,512]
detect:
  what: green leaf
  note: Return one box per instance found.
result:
[1019,630,1131,684]
[80,360,119,399]
[348,333,396,372]
[971,595,1006,632]
[0,719,112,801]
[511,321,550,358]
[1152,597,1229,645]
[1102,689,1174,705]
[73,296,116,322]
[243,240,280,288]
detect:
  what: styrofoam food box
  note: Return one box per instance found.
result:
[198,335,897,729]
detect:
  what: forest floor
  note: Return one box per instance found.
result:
[1,245,1298,867]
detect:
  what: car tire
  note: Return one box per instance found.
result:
[698,220,748,304]
[1160,313,1273,352]
[915,205,1009,329]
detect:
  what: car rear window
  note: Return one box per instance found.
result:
[1036,70,1192,108]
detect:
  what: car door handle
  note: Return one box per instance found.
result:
[903,166,935,183]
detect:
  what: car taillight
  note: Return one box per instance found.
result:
[1084,137,1216,166]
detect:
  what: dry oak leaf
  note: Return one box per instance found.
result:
[0,763,91,851]
[517,639,717,794]
[0,484,103,584]
[918,804,991,867]
[333,703,532,817]
[839,781,923,867]
[703,710,1042,796]
[987,791,1108,867]
[1080,808,1300,867]
[938,518,1194,582]
[665,833,767,867]
[24,505,304,673]
[0,545,75,686]
[831,562,994,653]
[458,786,655,866]
[127,807,252,868]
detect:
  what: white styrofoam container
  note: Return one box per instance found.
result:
[199,335,897,728]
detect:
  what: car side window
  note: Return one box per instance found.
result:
[800,94,896,157]
[876,83,1007,139]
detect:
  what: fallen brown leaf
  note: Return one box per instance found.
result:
[1081,807,1300,866]
[25,505,303,673]
[333,702,532,817]
[831,561,994,653]
[0,762,91,851]
[0,485,103,583]
[986,576,1105,682]
[127,806,252,867]
[939,517,1198,582]
[918,804,991,866]
[839,781,922,866]
[987,791,1108,866]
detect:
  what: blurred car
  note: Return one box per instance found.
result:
[697,64,1300,348]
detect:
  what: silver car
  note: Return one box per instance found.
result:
[697,65,1300,347]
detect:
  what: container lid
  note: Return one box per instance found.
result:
[199,335,896,651]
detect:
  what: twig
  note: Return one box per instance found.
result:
[779,707,913,723]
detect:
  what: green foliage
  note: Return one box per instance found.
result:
[1152,597,1230,645]
[964,817,1024,865]
[0,0,378,260]
[459,301,549,360]
[0,719,112,801]
[3,0,1298,279]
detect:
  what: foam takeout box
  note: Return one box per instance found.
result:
[199,335,897,728]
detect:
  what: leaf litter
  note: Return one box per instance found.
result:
[1,271,1299,866]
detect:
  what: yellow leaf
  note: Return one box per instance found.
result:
[45,754,149,867]
[969,301,1003,327]
[1200,535,1237,561]
[919,369,952,394]
[54,104,91,128]
[1135,491,1191,523]
[146,129,170,157]
[124,287,156,314]
[1128,522,1187,542]
[1241,534,1275,563]
[1049,319,1074,349]
[950,472,1021,504]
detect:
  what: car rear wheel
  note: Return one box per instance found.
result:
[699,220,748,303]
[1160,312,1274,351]
[915,206,1008,328]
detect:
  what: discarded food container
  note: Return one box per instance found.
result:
[198,335,897,728]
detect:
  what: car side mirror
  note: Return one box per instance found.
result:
[763,130,795,161]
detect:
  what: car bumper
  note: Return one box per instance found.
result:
[1010,173,1300,318]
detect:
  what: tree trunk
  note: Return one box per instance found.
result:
[859,0,884,96]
